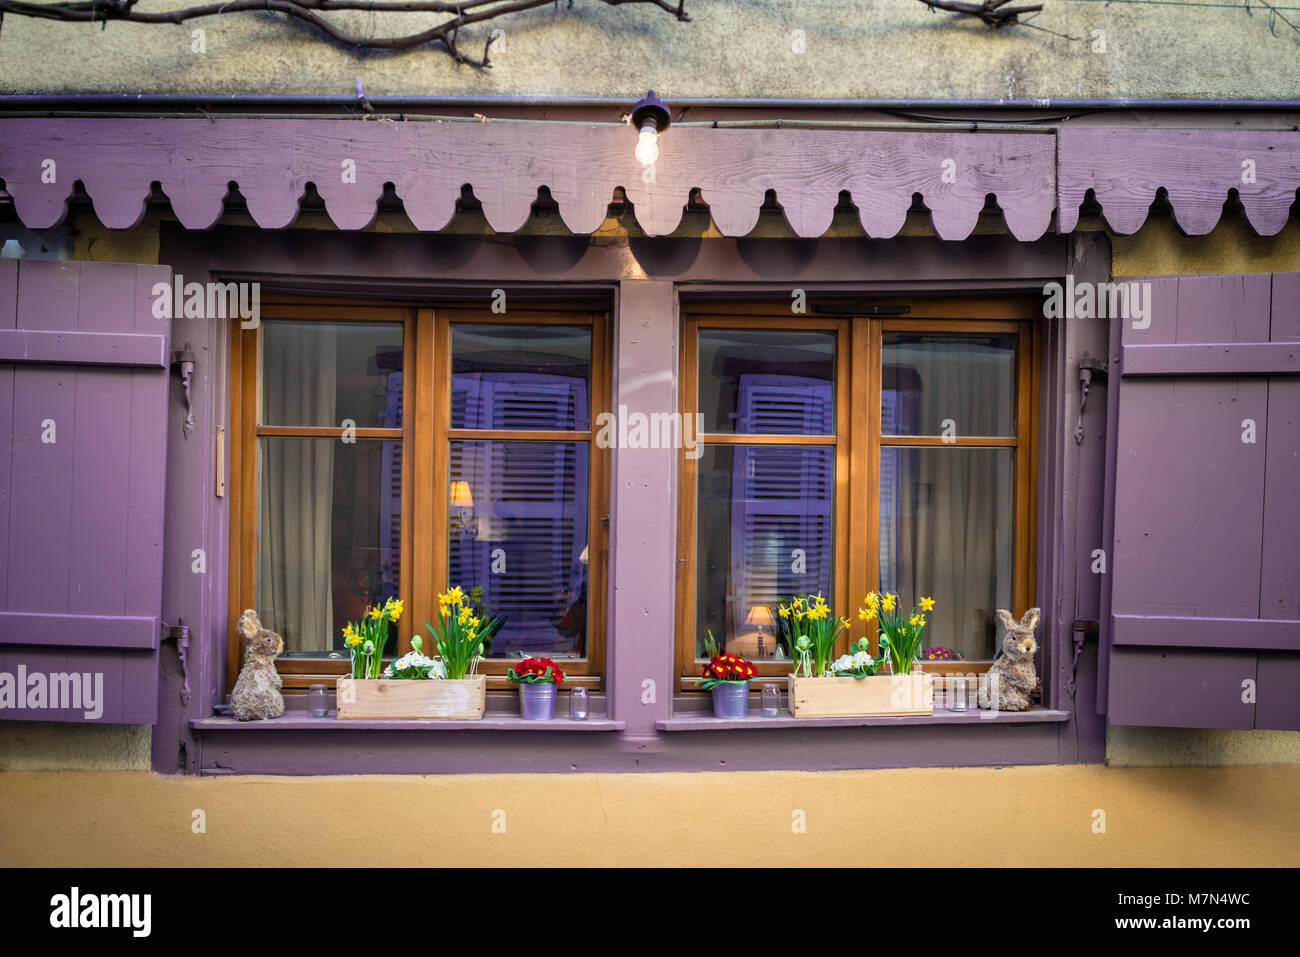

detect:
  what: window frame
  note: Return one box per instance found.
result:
[675,298,1039,692]
[228,297,610,693]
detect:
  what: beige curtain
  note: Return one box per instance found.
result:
[886,342,1013,659]
[257,325,338,652]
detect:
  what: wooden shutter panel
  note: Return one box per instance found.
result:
[0,260,170,724]
[1101,273,1300,730]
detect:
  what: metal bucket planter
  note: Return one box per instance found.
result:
[711,681,750,719]
[519,682,558,720]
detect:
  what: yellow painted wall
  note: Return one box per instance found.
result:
[1,766,1297,866]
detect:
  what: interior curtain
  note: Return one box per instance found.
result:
[891,344,1013,659]
[257,326,338,652]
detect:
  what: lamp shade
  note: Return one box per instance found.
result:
[745,605,775,627]
[449,480,474,508]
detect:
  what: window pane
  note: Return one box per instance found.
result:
[882,333,1016,436]
[447,440,590,658]
[257,438,402,655]
[879,447,1013,660]
[261,320,404,429]
[694,444,835,659]
[451,324,591,430]
[698,329,835,435]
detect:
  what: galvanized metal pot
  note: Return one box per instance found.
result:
[711,681,750,719]
[519,681,557,720]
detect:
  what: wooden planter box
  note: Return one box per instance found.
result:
[788,672,934,718]
[336,675,486,720]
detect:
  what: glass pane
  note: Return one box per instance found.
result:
[261,320,404,429]
[694,444,835,659]
[882,333,1016,437]
[878,447,1013,660]
[256,438,402,655]
[451,324,591,430]
[698,329,835,435]
[447,440,590,658]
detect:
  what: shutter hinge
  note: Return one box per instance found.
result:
[1065,619,1099,702]
[1073,353,1109,446]
[164,620,193,707]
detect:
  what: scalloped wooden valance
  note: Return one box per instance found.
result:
[0,119,1295,240]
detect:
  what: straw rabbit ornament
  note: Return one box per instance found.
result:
[230,609,285,721]
[978,608,1041,712]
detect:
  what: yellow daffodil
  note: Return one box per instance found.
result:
[909,614,924,628]
[458,607,472,626]
[919,596,936,612]
[446,586,466,605]
[881,594,896,612]
[865,592,880,609]
[387,598,404,622]
[368,606,384,621]
[778,607,790,619]
[858,609,869,621]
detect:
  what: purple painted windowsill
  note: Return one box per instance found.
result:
[192,712,625,732]
[656,706,1071,731]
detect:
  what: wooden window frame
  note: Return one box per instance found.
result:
[675,298,1039,692]
[228,297,610,693]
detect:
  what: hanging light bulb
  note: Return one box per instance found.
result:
[630,90,671,168]
[635,117,661,167]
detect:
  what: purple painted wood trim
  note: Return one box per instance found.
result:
[194,714,624,731]
[0,118,1057,241]
[0,611,158,648]
[1107,648,1256,730]
[1121,342,1300,376]
[609,280,677,736]
[0,329,168,367]
[192,720,1067,774]
[1057,128,1300,235]
[1261,377,1300,621]
[1113,614,1300,651]
[1255,652,1300,731]
[657,707,1071,731]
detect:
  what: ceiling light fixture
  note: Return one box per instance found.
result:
[631,90,671,167]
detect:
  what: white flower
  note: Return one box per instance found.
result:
[831,654,855,672]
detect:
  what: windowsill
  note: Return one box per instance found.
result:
[192,712,625,732]
[655,706,1070,732]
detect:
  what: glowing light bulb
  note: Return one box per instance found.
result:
[635,118,660,166]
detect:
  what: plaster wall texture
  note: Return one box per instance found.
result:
[0,1,1297,100]
[1,766,1297,866]
[0,212,1298,772]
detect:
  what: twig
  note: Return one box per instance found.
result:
[0,0,690,62]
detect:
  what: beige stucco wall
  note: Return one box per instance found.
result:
[1,1,1297,100]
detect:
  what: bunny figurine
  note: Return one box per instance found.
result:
[230,609,285,721]
[978,608,1041,712]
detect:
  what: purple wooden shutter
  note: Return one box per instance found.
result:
[1101,273,1300,730]
[0,259,170,724]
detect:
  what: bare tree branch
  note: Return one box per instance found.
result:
[915,0,1044,29]
[0,0,689,64]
